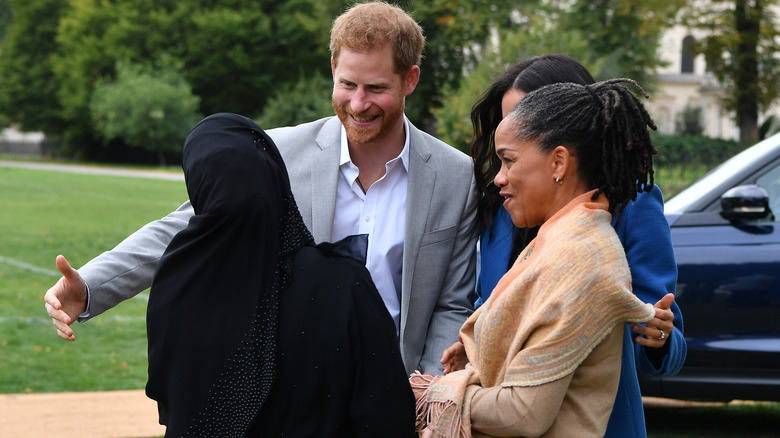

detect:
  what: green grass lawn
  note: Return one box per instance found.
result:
[654,164,710,199]
[0,165,186,394]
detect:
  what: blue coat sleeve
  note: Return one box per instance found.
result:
[613,188,687,377]
[475,207,515,308]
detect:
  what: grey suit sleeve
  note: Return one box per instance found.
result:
[77,201,193,322]
[417,175,479,374]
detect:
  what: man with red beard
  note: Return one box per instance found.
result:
[45,1,478,377]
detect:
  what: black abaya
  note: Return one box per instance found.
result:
[248,244,416,437]
[145,113,415,438]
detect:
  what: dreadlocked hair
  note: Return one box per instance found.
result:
[508,78,658,216]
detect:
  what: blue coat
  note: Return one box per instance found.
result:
[476,188,687,437]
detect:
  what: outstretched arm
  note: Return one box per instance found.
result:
[76,201,192,321]
[43,201,193,340]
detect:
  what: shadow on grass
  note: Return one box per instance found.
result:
[645,400,780,438]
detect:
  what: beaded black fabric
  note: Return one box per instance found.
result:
[147,113,313,438]
[184,191,313,437]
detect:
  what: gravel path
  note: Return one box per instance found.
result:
[0,160,184,181]
[0,390,164,438]
[0,390,710,438]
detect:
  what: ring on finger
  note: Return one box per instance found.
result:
[658,329,666,340]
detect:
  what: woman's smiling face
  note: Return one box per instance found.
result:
[493,118,556,228]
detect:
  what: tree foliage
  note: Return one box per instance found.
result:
[0,0,12,42]
[50,0,350,157]
[433,21,593,151]
[1,0,535,156]
[685,0,780,142]
[434,0,682,149]
[1,0,757,164]
[181,0,342,116]
[760,114,780,139]
[90,57,201,166]
[0,0,66,132]
[401,0,541,129]
[555,0,685,87]
[676,104,706,136]
[651,131,744,167]
[256,72,334,130]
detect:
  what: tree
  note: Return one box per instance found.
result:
[49,0,348,158]
[1,0,691,161]
[399,0,540,130]
[759,114,780,139]
[178,0,345,117]
[686,0,780,142]
[90,57,201,166]
[45,0,546,154]
[556,0,686,87]
[433,22,593,151]
[676,105,706,136]
[256,72,333,129]
[0,0,12,42]
[433,1,683,149]
[0,0,66,133]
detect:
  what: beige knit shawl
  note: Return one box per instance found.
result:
[413,192,655,437]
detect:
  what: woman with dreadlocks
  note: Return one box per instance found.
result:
[411,80,665,437]
[442,55,686,438]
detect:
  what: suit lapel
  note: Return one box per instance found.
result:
[309,118,342,243]
[400,126,435,332]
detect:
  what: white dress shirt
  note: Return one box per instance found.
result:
[332,118,409,332]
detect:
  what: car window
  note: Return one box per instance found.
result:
[757,162,780,222]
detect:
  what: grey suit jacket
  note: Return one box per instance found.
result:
[79,116,478,374]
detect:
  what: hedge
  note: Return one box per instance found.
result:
[652,132,747,168]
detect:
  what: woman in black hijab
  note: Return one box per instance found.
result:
[146,113,416,438]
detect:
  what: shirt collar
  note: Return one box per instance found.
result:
[339,116,411,171]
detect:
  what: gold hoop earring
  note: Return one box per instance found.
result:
[555,177,563,185]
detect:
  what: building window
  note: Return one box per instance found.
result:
[682,35,695,74]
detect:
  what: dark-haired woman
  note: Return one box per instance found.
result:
[145,113,416,437]
[412,80,670,437]
[448,55,687,437]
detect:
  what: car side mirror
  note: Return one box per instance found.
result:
[720,184,772,222]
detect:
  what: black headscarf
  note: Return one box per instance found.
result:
[146,113,313,437]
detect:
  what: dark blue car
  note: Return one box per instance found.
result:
[639,132,780,402]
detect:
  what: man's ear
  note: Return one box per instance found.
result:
[404,65,421,96]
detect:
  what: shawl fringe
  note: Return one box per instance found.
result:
[410,371,471,438]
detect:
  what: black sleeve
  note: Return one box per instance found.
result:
[346,266,417,438]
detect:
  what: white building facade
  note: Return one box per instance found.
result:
[647,23,780,140]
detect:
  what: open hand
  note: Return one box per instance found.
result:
[43,255,88,341]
